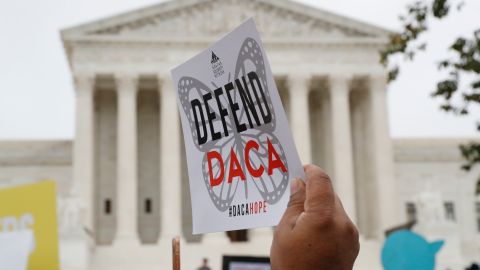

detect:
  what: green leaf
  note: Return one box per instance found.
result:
[472,80,480,89]
[435,79,458,99]
[388,67,400,82]
[438,60,451,69]
[440,103,453,112]
[432,0,450,18]
[459,108,468,115]
[451,38,466,52]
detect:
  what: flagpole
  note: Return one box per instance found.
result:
[172,236,180,270]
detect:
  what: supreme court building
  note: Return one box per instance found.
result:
[0,0,479,269]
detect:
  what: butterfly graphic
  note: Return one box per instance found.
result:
[178,37,289,212]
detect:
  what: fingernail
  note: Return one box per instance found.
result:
[291,178,301,194]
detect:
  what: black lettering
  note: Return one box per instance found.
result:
[236,76,261,128]
[191,99,207,145]
[203,92,221,141]
[248,72,272,124]
[214,87,229,137]
[225,82,247,133]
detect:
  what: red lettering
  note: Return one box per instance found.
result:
[245,140,264,177]
[207,151,224,187]
[267,138,287,175]
[228,148,246,183]
[206,139,288,186]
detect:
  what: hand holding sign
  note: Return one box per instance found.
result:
[270,165,360,270]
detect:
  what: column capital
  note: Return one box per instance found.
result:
[287,73,312,91]
[115,73,139,94]
[368,73,388,93]
[158,74,176,96]
[73,73,95,94]
[328,73,352,81]
[157,73,171,81]
[328,74,351,96]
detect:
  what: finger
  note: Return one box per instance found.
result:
[278,178,306,230]
[335,194,356,225]
[303,164,335,214]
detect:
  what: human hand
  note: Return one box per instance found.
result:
[270,164,359,270]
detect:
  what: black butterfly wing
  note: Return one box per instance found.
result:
[234,37,276,132]
[179,76,245,212]
[177,76,234,152]
[232,37,289,204]
[200,134,239,212]
[237,129,289,205]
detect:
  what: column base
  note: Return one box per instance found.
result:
[250,227,273,242]
[59,237,91,269]
[112,236,141,248]
[202,232,230,245]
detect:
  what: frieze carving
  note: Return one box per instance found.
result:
[89,0,373,38]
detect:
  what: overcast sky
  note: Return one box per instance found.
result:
[0,0,479,140]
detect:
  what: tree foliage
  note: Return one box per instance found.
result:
[380,0,480,192]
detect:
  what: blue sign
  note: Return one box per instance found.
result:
[382,230,443,270]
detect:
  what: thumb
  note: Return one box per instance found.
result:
[279,178,306,230]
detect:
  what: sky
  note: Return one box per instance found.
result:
[0,0,479,140]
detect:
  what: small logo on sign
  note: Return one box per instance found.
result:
[211,52,220,64]
[211,51,224,78]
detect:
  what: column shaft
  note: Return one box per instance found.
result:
[329,75,357,224]
[369,75,398,235]
[115,74,139,243]
[288,74,312,164]
[159,75,182,240]
[73,74,95,241]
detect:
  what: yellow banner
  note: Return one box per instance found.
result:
[0,181,59,270]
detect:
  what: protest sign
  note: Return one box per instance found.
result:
[172,19,304,234]
[0,181,59,270]
[0,230,35,270]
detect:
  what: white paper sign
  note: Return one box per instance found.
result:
[172,18,304,234]
[0,230,34,270]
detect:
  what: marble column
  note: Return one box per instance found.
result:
[288,74,312,164]
[159,75,183,241]
[72,73,95,243]
[249,227,273,243]
[329,75,357,224]
[369,74,398,236]
[114,74,139,245]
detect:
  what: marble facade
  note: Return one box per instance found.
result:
[0,0,478,269]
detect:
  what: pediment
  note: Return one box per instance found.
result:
[62,0,392,41]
